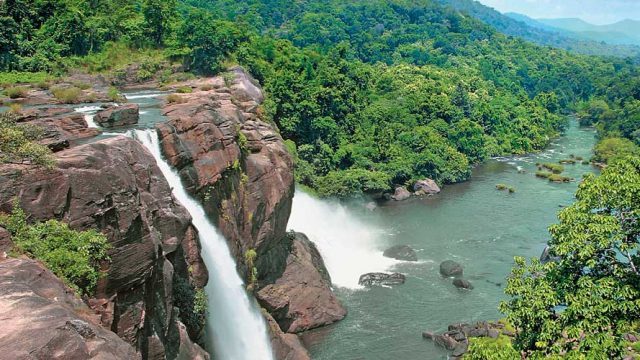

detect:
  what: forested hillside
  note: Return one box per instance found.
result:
[437,0,640,59]
[1,0,638,197]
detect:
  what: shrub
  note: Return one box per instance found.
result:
[244,249,258,291]
[107,87,126,103]
[508,187,516,193]
[316,169,391,197]
[36,81,51,90]
[0,204,110,296]
[176,86,193,93]
[0,72,53,85]
[559,159,576,164]
[5,86,29,99]
[535,171,552,179]
[466,335,519,359]
[51,86,82,103]
[73,81,91,90]
[173,276,207,339]
[496,184,508,190]
[0,112,53,167]
[542,162,564,174]
[200,84,214,91]
[548,174,573,182]
[166,94,186,104]
[593,137,640,164]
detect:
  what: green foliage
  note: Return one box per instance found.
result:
[176,9,249,75]
[0,112,53,167]
[0,204,110,296]
[244,249,258,290]
[173,276,207,337]
[107,87,125,103]
[176,86,192,94]
[4,86,28,99]
[466,334,519,359]
[51,86,81,103]
[143,0,177,47]
[501,156,640,357]
[316,169,391,198]
[535,171,552,179]
[547,174,573,183]
[166,94,186,104]
[542,163,565,174]
[593,137,640,164]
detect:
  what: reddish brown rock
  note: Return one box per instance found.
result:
[264,312,311,360]
[0,258,140,359]
[0,136,208,358]
[414,178,441,195]
[15,107,99,152]
[257,232,347,333]
[156,66,294,275]
[95,104,140,128]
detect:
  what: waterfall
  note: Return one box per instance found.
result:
[74,105,100,128]
[288,191,398,289]
[134,130,274,360]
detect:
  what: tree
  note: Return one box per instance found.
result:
[143,0,176,47]
[500,156,640,358]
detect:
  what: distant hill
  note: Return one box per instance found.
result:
[537,18,640,46]
[436,0,640,59]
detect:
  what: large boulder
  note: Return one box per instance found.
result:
[95,104,140,128]
[383,245,418,261]
[257,232,346,333]
[391,187,412,201]
[440,260,464,277]
[359,272,406,287]
[414,178,441,195]
[0,136,208,358]
[0,258,140,360]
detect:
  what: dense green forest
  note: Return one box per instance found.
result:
[2,0,638,197]
[3,0,640,358]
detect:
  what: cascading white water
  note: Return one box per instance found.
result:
[288,191,399,289]
[74,105,100,128]
[135,129,274,360]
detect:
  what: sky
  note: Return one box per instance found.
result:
[476,0,640,25]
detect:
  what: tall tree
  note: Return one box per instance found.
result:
[143,0,176,47]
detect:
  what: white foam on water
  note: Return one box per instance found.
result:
[288,191,399,289]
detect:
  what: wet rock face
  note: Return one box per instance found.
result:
[0,136,208,359]
[156,66,294,272]
[0,258,140,360]
[359,272,406,287]
[95,104,140,128]
[383,245,418,261]
[453,278,474,290]
[265,312,311,360]
[257,232,347,333]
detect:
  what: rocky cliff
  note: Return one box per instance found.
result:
[0,136,208,359]
[156,67,346,356]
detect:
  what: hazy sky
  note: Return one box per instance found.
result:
[476,0,640,25]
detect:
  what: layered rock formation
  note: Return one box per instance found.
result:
[0,258,140,359]
[0,136,208,359]
[155,67,345,357]
[15,107,99,152]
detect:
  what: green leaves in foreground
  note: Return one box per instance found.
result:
[0,112,53,167]
[0,205,111,296]
[499,156,640,358]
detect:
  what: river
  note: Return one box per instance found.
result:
[292,118,597,360]
[80,92,596,359]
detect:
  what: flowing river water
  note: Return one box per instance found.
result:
[81,92,596,360]
[292,119,598,360]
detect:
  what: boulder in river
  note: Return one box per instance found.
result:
[94,103,139,128]
[440,260,463,277]
[391,187,412,201]
[383,245,418,261]
[453,278,474,290]
[414,178,441,195]
[359,272,406,287]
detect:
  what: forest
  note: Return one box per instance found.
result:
[2,0,640,357]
